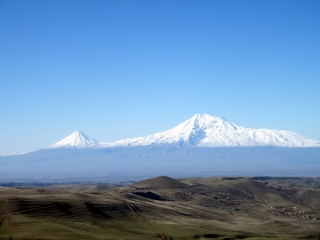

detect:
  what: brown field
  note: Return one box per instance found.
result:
[0,176,320,239]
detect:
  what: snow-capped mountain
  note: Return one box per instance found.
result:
[111,114,320,147]
[46,114,320,149]
[48,131,99,148]
[1,114,320,180]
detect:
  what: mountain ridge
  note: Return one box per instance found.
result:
[1,114,320,179]
[47,114,319,149]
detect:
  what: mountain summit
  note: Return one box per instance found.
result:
[112,113,319,147]
[46,114,320,149]
[48,131,99,148]
[1,114,319,179]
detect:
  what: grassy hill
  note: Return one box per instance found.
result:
[0,176,320,239]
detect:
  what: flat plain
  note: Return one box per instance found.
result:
[0,176,320,240]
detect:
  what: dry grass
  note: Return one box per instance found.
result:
[0,176,320,239]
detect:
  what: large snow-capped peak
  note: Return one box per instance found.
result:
[113,113,320,147]
[45,114,320,149]
[48,131,99,148]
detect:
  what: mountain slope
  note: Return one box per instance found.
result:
[111,114,319,147]
[44,114,320,149]
[48,131,99,148]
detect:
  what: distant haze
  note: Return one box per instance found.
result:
[1,114,319,182]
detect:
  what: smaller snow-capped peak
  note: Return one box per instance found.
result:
[48,131,99,148]
[44,114,320,149]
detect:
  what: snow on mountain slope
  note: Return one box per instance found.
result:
[45,114,319,149]
[48,131,99,148]
[112,114,320,147]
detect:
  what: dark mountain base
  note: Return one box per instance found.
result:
[1,147,320,182]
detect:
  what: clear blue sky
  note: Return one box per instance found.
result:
[1,0,319,153]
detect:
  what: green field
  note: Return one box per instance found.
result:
[1,176,320,239]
